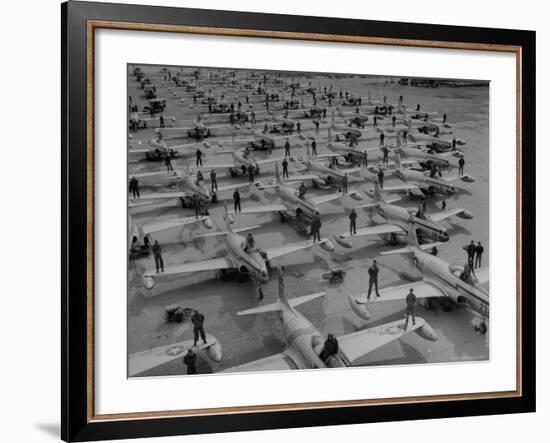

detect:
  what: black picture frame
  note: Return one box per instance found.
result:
[61,1,536,441]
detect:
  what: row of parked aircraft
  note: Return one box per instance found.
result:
[128,66,489,377]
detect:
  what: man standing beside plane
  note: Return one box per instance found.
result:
[247,164,255,184]
[191,310,207,347]
[349,208,357,235]
[377,169,385,189]
[284,139,291,157]
[233,189,241,213]
[311,211,322,242]
[129,176,140,199]
[311,138,317,156]
[164,154,173,172]
[282,158,289,179]
[458,155,465,176]
[210,169,218,191]
[196,148,203,167]
[152,240,164,274]
[296,121,301,134]
[463,240,476,267]
[475,241,484,268]
[367,260,381,300]
[404,288,417,330]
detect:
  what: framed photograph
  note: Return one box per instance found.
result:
[61,1,535,441]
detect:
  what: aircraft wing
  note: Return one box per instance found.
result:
[217,181,255,193]
[129,334,218,377]
[378,183,419,192]
[309,192,346,206]
[142,216,209,235]
[221,350,299,373]
[234,203,289,215]
[429,208,471,222]
[170,142,204,151]
[264,239,325,261]
[256,156,286,166]
[144,257,233,277]
[338,318,431,365]
[284,173,321,182]
[201,162,236,170]
[339,223,403,239]
[353,280,445,304]
[134,191,188,201]
[130,170,179,179]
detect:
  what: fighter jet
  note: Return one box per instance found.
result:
[203,140,286,175]
[129,137,208,162]
[130,168,254,208]
[292,144,365,188]
[381,153,474,197]
[233,163,360,225]
[142,207,335,299]
[155,115,240,140]
[129,334,222,377]
[335,182,473,248]
[348,223,489,334]
[223,271,437,373]
[129,212,212,257]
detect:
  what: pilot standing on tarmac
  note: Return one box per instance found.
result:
[463,240,476,267]
[311,139,317,156]
[282,158,289,179]
[363,150,368,167]
[475,242,484,268]
[296,121,301,134]
[349,208,357,235]
[210,169,218,191]
[247,164,255,183]
[129,176,140,199]
[191,310,207,347]
[311,211,322,243]
[183,349,197,375]
[404,289,417,330]
[152,240,164,273]
[233,189,241,213]
[458,155,465,176]
[196,148,203,167]
[367,260,381,300]
[164,154,173,172]
[377,170,385,189]
[284,139,291,157]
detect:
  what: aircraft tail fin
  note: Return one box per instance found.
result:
[237,270,324,316]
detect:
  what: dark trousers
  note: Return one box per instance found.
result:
[282,167,289,179]
[187,365,197,375]
[312,146,317,156]
[468,254,474,267]
[234,200,241,212]
[196,157,203,166]
[475,254,482,268]
[285,147,290,157]
[379,177,384,189]
[211,179,218,191]
[459,165,464,176]
[154,254,164,272]
[342,182,348,194]
[312,228,321,242]
[193,326,206,345]
[132,188,140,198]
[350,220,356,235]
[166,163,173,171]
[367,278,379,298]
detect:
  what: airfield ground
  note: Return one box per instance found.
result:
[128,66,489,376]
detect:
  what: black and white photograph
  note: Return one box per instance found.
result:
[127,65,490,377]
